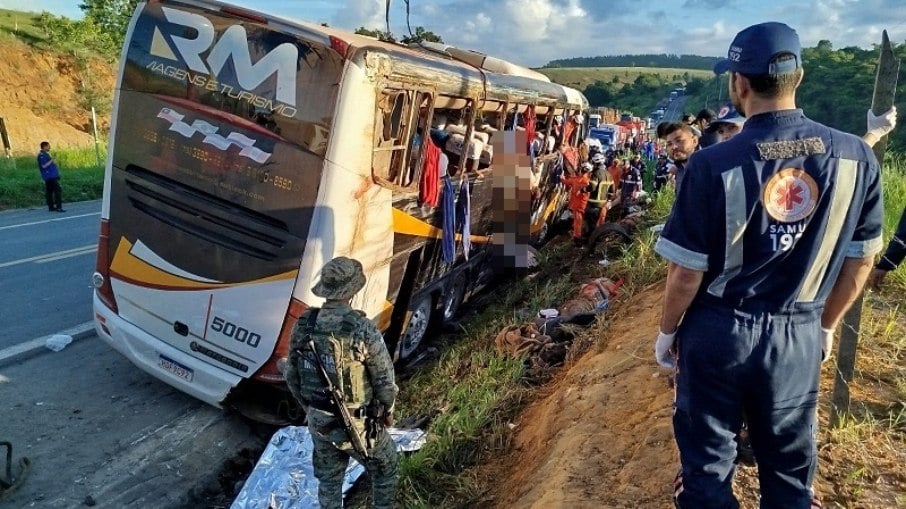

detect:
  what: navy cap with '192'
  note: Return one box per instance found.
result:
[713,22,802,75]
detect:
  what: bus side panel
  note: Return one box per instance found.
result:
[292,60,393,322]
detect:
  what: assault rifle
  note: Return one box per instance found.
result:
[300,310,370,459]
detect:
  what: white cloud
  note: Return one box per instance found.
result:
[423,0,595,66]
[332,0,387,31]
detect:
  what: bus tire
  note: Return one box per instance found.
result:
[585,222,632,258]
[439,271,468,323]
[398,294,433,360]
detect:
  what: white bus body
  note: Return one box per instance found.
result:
[93,0,588,422]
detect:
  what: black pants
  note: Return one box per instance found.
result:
[44,178,62,210]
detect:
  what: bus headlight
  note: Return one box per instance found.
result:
[276,357,288,376]
[91,272,105,289]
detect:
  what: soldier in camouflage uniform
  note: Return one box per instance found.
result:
[285,257,399,509]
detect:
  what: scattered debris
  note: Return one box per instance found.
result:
[45,335,73,352]
[0,441,30,503]
[231,426,427,509]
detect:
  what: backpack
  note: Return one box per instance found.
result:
[291,307,372,408]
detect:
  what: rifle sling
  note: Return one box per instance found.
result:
[303,308,348,412]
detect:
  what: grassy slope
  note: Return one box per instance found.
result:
[536,66,714,91]
[393,161,906,508]
[0,8,49,46]
[0,147,105,209]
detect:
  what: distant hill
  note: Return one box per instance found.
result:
[537,67,713,92]
[544,54,720,70]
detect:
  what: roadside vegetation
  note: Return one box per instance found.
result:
[0,4,903,504]
[0,147,105,209]
[537,66,711,92]
[553,42,906,155]
[391,159,906,508]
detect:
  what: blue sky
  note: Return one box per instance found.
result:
[2,0,904,67]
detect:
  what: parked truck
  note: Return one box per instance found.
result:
[588,123,626,150]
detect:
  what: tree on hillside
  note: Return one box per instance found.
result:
[354,26,396,42]
[353,25,443,45]
[400,26,443,44]
[79,0,138,49]
[34,10,120,58]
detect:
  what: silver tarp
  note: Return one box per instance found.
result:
[231,426,427,509]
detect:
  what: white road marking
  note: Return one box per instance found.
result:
[0,321,95,366]
[0,244,96,269]
[0,211,100,231]
[35,246,98,264]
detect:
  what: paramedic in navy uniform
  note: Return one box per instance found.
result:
[653,22,884,508]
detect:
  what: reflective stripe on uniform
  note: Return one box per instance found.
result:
[797,158,858,302]
[655,236,709,271]
[707,166,746,297]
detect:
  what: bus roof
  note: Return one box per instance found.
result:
[165,0,587,112]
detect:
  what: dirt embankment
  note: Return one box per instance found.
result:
[487,284,680,508]
[481,276,904,508]
[0,38,115,155]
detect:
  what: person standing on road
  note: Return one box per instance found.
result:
[654,22,884,508]
[37,141,64,213]
[285,256,399,509]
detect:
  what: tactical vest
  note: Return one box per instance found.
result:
[293,308,373,409]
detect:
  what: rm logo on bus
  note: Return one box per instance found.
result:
[151,6,298,107]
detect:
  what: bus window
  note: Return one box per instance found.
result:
[403,92,434,187]
[374,90,412,186]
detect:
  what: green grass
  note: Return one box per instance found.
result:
[391,155,906,508]
[0,8,49,46]
[0,146,106,209]
[394,243,578,508]
[880,153,906,290]
[536,66,713,91]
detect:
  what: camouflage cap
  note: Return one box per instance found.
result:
[312,256,367,300]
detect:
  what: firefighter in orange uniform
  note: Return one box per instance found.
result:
[562,162,593,243]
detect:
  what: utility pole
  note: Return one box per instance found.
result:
[831,30,899,425]
[91,107,102,167]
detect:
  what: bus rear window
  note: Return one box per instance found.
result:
[123,2,343,156]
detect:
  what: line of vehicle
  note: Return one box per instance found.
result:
[0,244,97,269]
[0,211,100,231]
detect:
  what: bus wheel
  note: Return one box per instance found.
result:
[398,295,433,360]
[440,272,467,323]
[585,222,632,260]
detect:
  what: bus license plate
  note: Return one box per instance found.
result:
[159,355,194,382]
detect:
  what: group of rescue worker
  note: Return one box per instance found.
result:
[279,21,906,509]
[562,144,652,243]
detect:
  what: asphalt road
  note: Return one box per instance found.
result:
[0,200,266,508]
[0,201,100,350]
[664,96,688,122]
[0,336,265,508]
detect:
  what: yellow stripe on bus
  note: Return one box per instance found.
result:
[110,238,297,290]
[392,208,491,243]
[530,188,564,234]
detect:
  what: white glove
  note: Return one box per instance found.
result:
[655,330,677,369]
[821,327,835,363]
[866,106,897,139]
